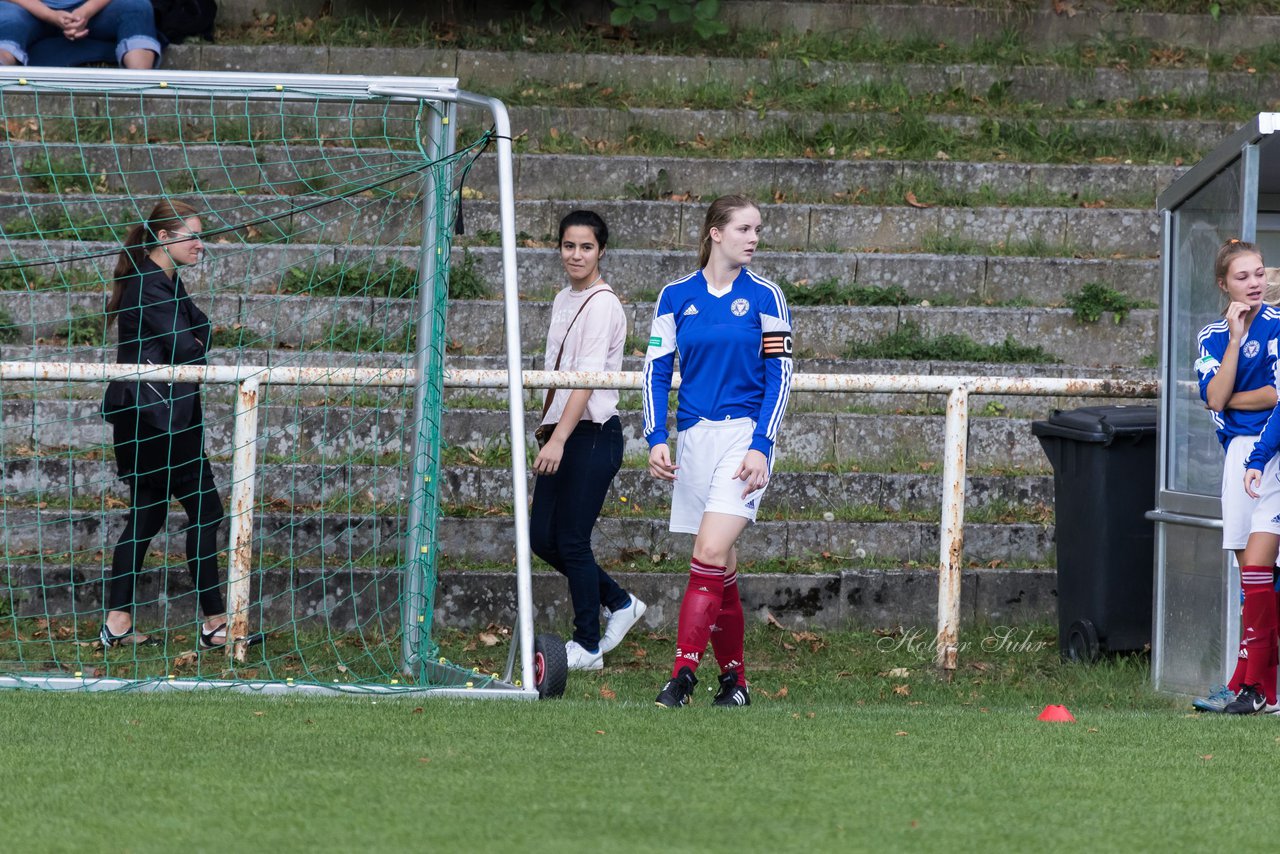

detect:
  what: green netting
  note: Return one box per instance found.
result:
[0,74,506,694]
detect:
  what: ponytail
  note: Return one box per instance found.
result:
[107,223,150,314]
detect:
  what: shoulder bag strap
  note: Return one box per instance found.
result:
[540,286,613,422]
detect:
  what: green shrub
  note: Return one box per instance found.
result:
[449,249,489,299]
[1064,281,1144,324]
[778,277,911,306]
[844,320,1059,364]
[279,259,418,299]
[0,308,18,344]
[65,311,107,347]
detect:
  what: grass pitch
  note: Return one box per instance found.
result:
[0,624,1261,852]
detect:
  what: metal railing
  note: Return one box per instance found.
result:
[0,361,1158,673]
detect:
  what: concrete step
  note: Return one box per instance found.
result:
[165,44,1280,107]
[0,507,1055,567]
[1,291,1158,366]
[477,154,1183,207]
[1,143,1184,206]
[718,2,1280,52]
[3,397,1058,470]
[0,85,1227,166]
[0,190,1161,254]
[9,560,1057,631]
[0,140,426,198]
[0,236,1160,305]
[495,105,1231,161]
[453,245,1160,304]
[1,457,1053,514]
[205,0,1280,52]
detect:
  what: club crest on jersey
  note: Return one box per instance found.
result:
[1244,340,1261,358]
[730,298,750,317]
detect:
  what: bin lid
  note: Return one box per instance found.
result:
[1030,405,1158,444]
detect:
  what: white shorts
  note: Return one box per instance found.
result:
[1222,434,1280,549]
[669,417,769,534]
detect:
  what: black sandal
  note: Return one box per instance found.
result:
[99,622,162,648]
[198,622,265,652]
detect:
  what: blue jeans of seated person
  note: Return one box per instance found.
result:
[528,416,628,652]
[0,0,162,67]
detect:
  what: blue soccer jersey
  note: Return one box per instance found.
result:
[1196,306,1280,451]
[642,267,793,456]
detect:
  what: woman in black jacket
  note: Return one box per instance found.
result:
[100,200,241,651]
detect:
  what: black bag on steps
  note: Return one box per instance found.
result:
[151,0,218,44]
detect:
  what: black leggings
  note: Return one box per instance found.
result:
[108,467,226,617]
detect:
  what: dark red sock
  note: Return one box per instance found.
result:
[1229,638,1249,693]
[1268,574,1280,703]
[710,571,746,683]
[1265,643,1279,706]
[672,558,725,678]
[1229,581,1249,692]
[1241,565,1278,694]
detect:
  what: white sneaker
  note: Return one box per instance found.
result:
[599,595,648,654]
[565,640,603,671]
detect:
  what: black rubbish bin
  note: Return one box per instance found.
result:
[1031,405,1157,662]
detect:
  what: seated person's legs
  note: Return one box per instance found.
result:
[0,2,51,66]
[85,0,162,68]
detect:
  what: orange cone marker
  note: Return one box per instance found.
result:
[1037,704,1076,722]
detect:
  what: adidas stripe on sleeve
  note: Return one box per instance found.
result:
[748,269,793,456]
[642,278,682,448]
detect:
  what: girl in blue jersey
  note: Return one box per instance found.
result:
[1197,240,1280,713]
[643,195,793,708]
[528,211,646,672]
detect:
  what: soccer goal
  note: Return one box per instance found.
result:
[0,67,539,698]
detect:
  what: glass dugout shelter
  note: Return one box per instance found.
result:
[1152,113,1280,695]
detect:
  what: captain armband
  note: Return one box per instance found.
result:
[762,330,793,358]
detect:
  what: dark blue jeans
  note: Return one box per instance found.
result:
[0,0,162,67]
[529,416,627,651]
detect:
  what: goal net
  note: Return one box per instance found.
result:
[0,68,531,697]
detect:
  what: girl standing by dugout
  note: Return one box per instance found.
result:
[643,195,793,708]
[529,210,647,672]
[1194,239,1280,714]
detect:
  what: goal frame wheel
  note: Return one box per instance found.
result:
[533,633,567,699]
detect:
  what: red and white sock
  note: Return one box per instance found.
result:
[710,570,746,684]
[1241,565,1278,699]
[672,558,725,678]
